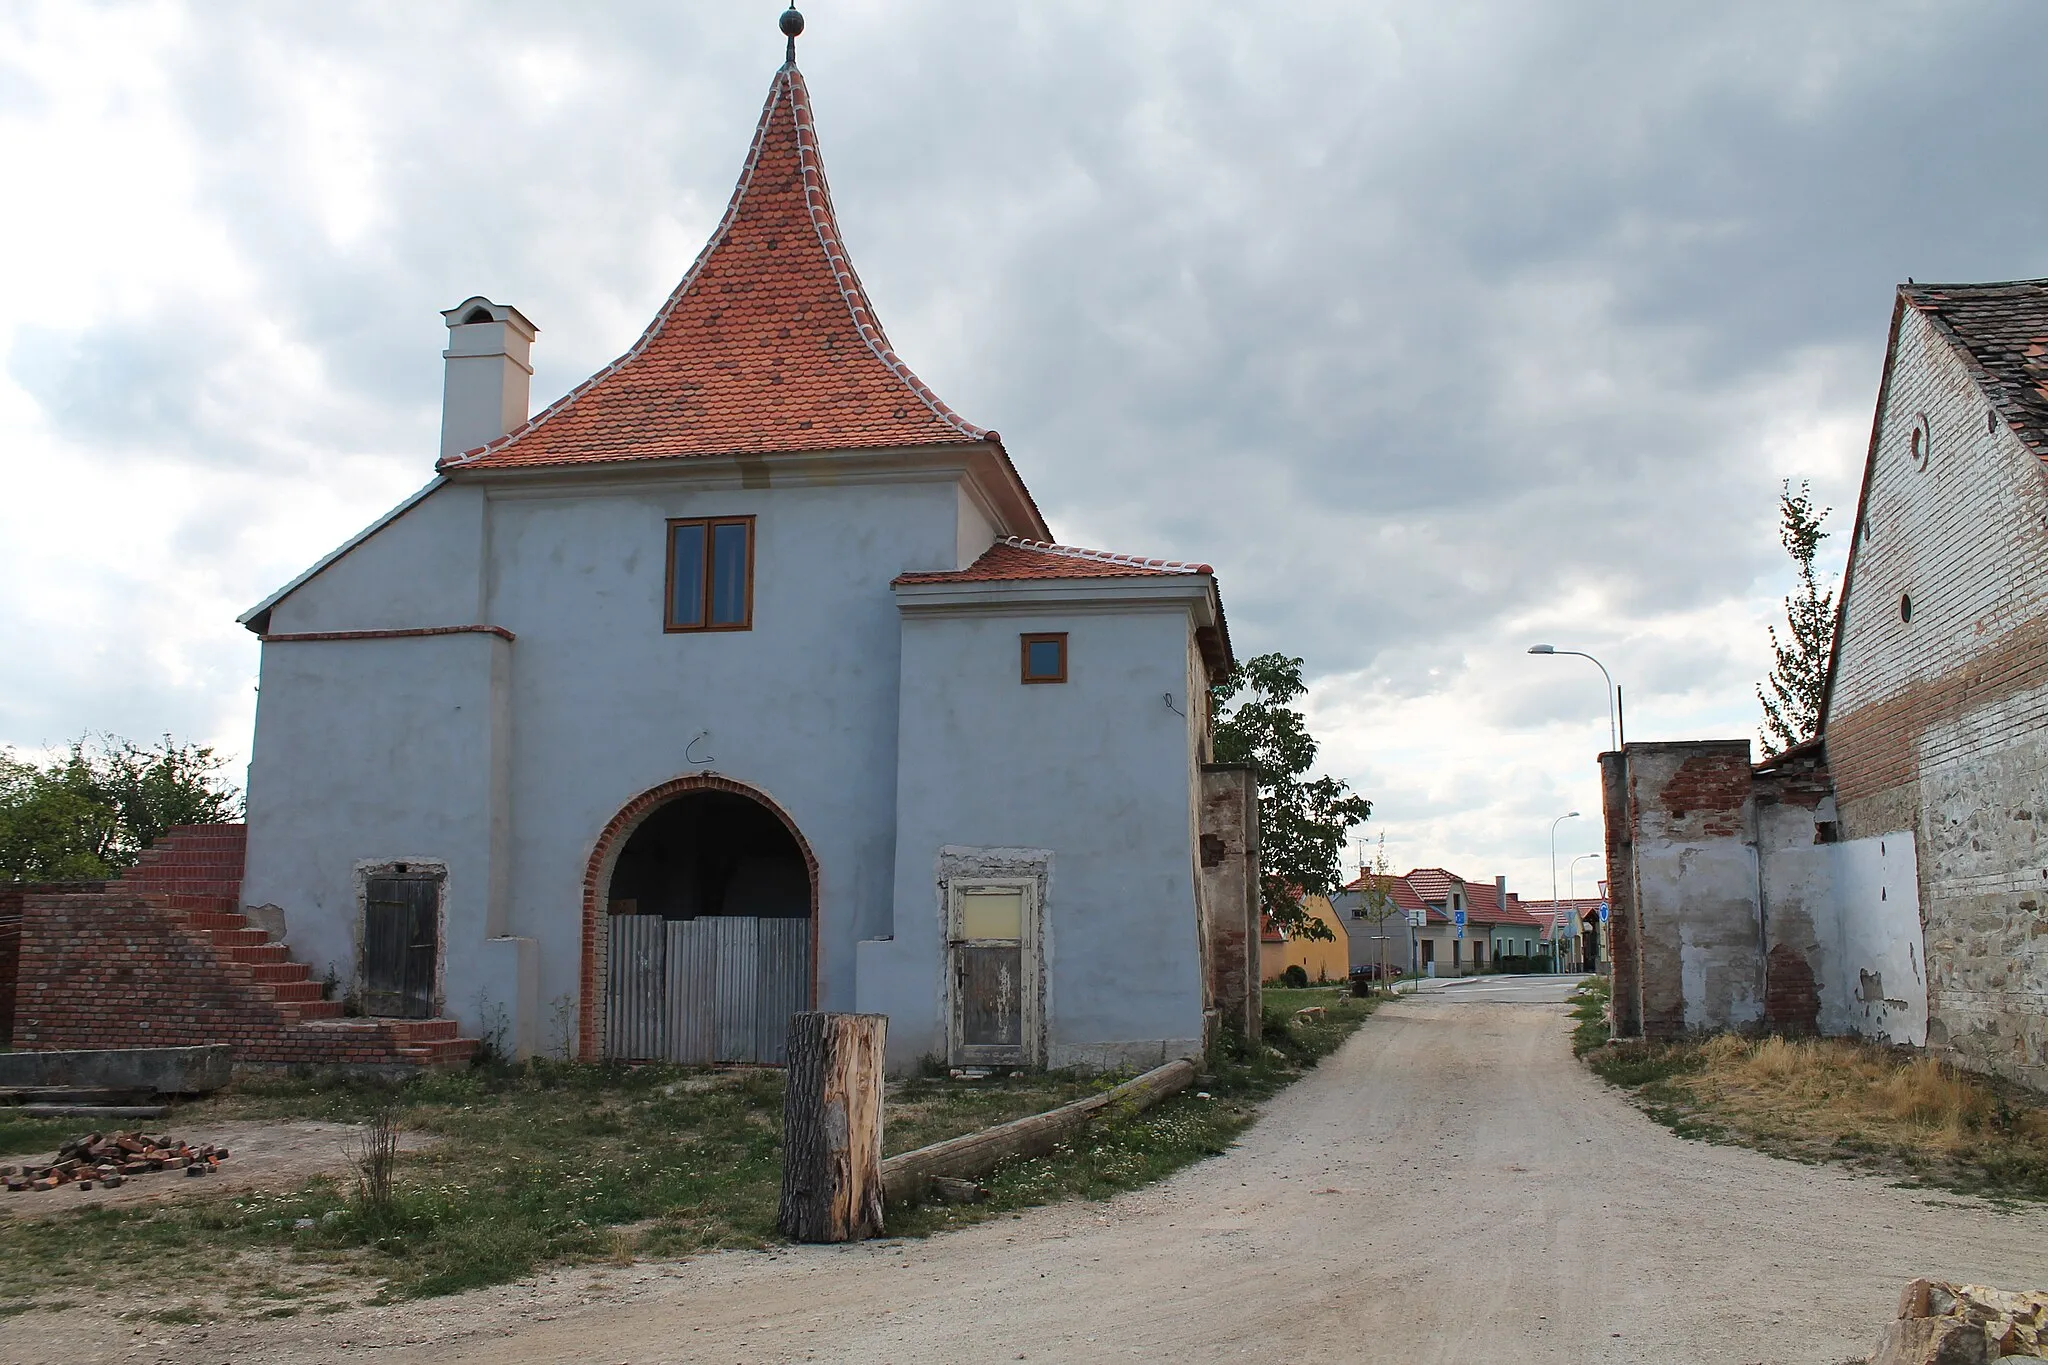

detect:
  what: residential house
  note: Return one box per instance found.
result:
[1331,874,1420,980]
[207,27,1254,1075]
[1260,895,1351,985]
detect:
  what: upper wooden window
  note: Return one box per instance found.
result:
[1020,632,1067,684]
[666,517,755,632]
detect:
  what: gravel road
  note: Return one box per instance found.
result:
[6,978,2044,1364]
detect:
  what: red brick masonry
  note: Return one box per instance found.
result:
[9,825,474,1068]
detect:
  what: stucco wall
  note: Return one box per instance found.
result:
[870,600,1207,1072]
[266,481,486,634]
[249,470,972,1052]
[1827,303,2048,1089]
[1624,741,1764,1037]
[243,631,511,1023]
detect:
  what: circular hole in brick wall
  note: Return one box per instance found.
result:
[1900,592,1913,623]
[1908,413,1932,470]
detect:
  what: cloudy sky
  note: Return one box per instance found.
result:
[4,1,2045,896]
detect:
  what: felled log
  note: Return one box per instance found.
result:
[777,1012,887,1243]
[880,1057,1197,1206]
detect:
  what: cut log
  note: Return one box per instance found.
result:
[777,1012,887,1244]
[881,1057,1197,1206]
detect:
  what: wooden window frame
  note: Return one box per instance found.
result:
[1019,632,1068,684]
[664,516,756,633]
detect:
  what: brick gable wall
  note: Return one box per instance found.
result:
[1827,304,2048,1089]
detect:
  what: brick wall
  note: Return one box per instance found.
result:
[0,882,106,1048]
[1600,752,1642,1037]
[1828,302,2048,1090]
[1199,764,1261,1044]
[11,888,457,1067]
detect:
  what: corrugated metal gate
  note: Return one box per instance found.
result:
[604,915,811,1064]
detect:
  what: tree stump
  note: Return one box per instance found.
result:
[777,1011,886,1243]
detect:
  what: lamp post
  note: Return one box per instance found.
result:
[1569,852,1602,902]
[1527,645,1619,752]
[1551,811,1580,972]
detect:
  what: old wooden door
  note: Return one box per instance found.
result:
[946,881,1039,1068]
[363,873,439,1019]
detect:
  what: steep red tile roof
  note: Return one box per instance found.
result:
[1340,873,1430,915]
[444,61,996,472]
[1902,278,2048,466]
[893,538,1215,586]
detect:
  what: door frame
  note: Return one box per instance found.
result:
[353,859,447,1018]
[944,874,1044,1069]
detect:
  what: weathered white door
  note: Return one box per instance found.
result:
[946,881,1040,1068]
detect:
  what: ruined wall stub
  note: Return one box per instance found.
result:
[1625,740,1764,1038]
[1199,764,1260,1045]
[1825,299,2048,1090]
[1599,751,1643,1038]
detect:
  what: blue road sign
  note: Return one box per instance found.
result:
[1598,901,1610,924]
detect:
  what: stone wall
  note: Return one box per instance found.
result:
[1826,302,2048,1090]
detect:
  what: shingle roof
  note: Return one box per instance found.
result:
[1902,279,2048,465]
[443,60,995,472]
[893,538,1215,586]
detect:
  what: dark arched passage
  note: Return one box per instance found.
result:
[579,775,818,1062]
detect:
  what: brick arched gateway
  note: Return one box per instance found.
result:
[578,774,820,1061]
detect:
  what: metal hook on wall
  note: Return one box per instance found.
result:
[685,731,715,766]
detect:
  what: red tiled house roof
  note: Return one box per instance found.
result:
[1342,872,1439,921]
[440,60,1025,482]
[897,538,1236,679]
[894,539,1214,585]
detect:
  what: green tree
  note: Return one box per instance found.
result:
[1757,480,1837,755]
[1211,653,1373,941]
[0,734,241,881]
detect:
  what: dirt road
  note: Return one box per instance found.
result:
[7,980,2045,1364]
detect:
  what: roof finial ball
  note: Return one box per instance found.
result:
[780,5,804,64]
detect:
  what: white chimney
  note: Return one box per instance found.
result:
[439,297,537,461]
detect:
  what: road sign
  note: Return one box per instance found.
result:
[1453,909,1466,927]
[1598,901,1610,924]
[1407,909,1426,928]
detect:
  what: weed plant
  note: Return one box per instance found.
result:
[1575,988,2048,1201]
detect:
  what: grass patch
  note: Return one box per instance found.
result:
[1569,975,1611,1056]
[0,993,1380,1310]
[886,985,1378,1238]
[1581,1022,2048,1201]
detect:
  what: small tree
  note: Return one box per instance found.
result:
[1350,834,1405,992]
[1211,653,1373,942]
[0,734,241,881]
[1757,480,1837,755]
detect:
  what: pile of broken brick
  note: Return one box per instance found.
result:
[3,1132,230,1193]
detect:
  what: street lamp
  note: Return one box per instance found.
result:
[1569,852,1602,902]
[1527,645,1619,752]
[1551,811,1580,972]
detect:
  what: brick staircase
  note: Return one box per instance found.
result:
[10,824,477,1068]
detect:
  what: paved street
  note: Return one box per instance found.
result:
[7,981,2044,1365]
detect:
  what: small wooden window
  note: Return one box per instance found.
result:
[666,516,754,632]
[1020,632,1067,684]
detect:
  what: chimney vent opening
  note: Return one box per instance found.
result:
[463,306,494,324]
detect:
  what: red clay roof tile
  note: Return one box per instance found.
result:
[443,62,989,472]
